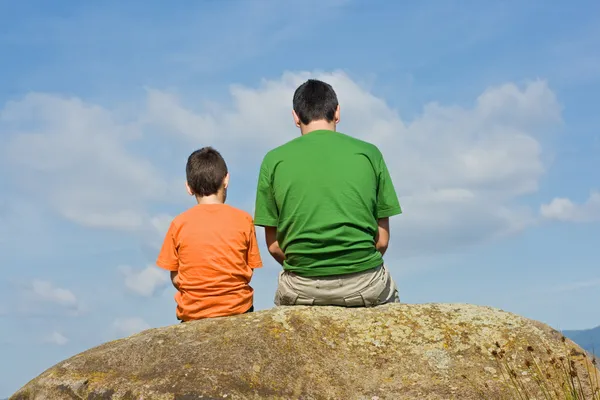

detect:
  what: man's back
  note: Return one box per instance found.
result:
[254,129,401,277]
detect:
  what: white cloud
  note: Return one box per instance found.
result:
[43,331,69,346]
[1,70,567,255]
[150,214,174,237]
[30,280,78,307]
[119,265,170,297]
[540,191,600,223]
[16,280,84,317]
[112,317,151,337]
[546,279,600,293]
[1,93,169,231]
[144,71,562,254]
[143,214,175,250]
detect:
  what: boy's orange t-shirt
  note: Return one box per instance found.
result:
[156,204,262,321]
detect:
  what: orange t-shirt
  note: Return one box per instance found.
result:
[156,204,262,321]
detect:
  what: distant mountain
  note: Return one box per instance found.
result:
[564,325,600,355]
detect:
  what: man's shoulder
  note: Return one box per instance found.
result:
[262,138,302,161]
[264,132,381,157]
[337,131,380,150]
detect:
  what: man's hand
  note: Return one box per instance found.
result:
[264,226,286,266]
[375,217,390,256]
[170,271,181,290]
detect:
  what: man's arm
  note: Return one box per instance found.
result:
[375,217,390,256]
[254,156,284,265]
[170,271,181,290]
[264,226,286,266]
[373,149,401,257]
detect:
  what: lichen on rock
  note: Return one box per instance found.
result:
[10,304,600,399]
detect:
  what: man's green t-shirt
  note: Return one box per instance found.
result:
[254,129,401,277]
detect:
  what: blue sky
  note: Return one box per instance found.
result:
[1,0,600,396]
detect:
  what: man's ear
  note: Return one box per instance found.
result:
[292,110,301,128]
[334,104,341,124]
[185,181,194,196]
[223,173,230,190]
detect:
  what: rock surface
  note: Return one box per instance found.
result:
[11,304,600,399]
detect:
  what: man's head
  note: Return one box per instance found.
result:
[185,147,229,201]
[292,79,340,133]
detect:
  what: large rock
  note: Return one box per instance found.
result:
[11,304,600,399]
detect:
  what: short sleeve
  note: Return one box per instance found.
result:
[253,157,279,227]
[246,222,263,269]
[376,152,402,219]
[156,221,179,271]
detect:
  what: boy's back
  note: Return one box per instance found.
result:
[156,147,262,321]
[158,204,262,320]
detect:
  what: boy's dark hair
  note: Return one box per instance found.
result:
[292,79,339,125]
[186,147,228,197]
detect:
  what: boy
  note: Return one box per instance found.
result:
[157,147,262,322]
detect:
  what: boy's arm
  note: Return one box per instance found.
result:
[246,221,263,269]
[375,217,390,256]
[264,226,285,266]
[170,271,181,290]
[156,221,180,284]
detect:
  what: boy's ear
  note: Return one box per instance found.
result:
[292,110,301,128]
[223,173,230,190]
[185,181,194,196]
[334,104,341,124]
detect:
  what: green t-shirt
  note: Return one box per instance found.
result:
[254,129,401,277]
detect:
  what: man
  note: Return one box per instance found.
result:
[254,79,402,307]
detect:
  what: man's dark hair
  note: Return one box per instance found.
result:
[292,79,339,125]
[186,147,228,197]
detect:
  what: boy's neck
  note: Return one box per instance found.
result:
[195,190,226,205]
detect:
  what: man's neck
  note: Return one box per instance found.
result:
[300,120,336,135]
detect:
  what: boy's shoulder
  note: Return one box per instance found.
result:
[167,206,254,239]
[222,204,254,223]
[174,204,253,224]
[167,209,189,231]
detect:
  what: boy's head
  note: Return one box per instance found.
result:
[185,147,229,202]
[292,79,340,130]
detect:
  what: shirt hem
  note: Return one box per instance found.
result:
[253,218,278,227]
[156,260,178,272]
[284,258,383,278]
[176,301,254,321]
[377,206,403,219]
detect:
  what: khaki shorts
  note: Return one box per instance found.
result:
[275,265,399,307]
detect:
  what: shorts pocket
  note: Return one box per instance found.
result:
[274,283,300,306]
[343,293,365,307]
[358,267,389,307]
